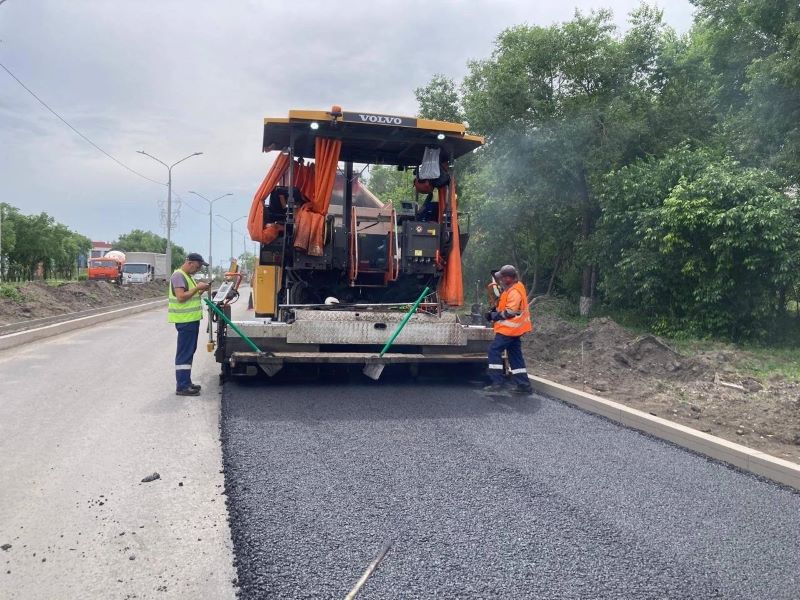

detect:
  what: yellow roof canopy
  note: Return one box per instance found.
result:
[262,107,483,165]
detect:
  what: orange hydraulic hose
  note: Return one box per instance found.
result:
[436,173,464,307]
[247,153,290,242]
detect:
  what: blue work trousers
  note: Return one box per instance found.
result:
[175,321,200,391]
[487,333,529,386]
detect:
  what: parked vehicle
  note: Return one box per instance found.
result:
[87,251,126,283]
[122,252,167,284]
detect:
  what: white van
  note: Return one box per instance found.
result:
[122,262,153,284]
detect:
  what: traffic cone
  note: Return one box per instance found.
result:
[247,290,253,310]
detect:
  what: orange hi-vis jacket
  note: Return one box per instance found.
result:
[494,281,532,337]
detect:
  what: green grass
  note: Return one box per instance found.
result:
[732,346,800,381]
[0,282,23,302]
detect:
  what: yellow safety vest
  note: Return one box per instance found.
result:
[167,269,203,323]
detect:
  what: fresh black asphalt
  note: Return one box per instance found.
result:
[221,377,800,599]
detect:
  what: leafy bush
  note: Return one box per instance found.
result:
[0,283,23,302]
[596,147,800,340]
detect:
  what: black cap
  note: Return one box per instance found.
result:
[186,252,209,266]
[494,264,518,280]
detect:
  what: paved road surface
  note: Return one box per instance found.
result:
[0,308,236,599]
[222,377,800,599]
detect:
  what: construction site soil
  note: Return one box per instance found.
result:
[0,280,165,325]
[526,298,800,464]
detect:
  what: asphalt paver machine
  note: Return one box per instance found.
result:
[213,106,493,380]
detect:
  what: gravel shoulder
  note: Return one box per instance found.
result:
[221,378,800,599]
[524,298,800,463]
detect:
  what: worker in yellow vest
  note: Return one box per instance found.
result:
[168,253,210,396]
[484,265,533,395]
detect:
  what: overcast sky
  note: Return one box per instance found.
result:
[0,0,694,266]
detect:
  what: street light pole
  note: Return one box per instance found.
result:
[137,150,202,272]
[216,214,247,269]
[189,192,232,280]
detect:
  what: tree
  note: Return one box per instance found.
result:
[0,203,17,280]
[414,74,465,124]
[690,0,800,182]
[114,229,186,270]
[0,205,91,281]
[47,223,91,279]
[237,251,256,275]
[595,146,800,339]
[458,7,681,313]
[367,166,414,206]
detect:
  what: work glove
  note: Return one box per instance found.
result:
[486,311,502,322]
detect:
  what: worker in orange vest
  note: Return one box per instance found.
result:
[484,265,533,394]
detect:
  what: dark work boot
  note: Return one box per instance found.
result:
[511,383,533,395]
[176,388,200,397]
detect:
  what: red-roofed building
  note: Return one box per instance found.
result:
[91,241,113,259]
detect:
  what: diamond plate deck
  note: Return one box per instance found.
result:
[287,314,466,345]
[228,312,493,347]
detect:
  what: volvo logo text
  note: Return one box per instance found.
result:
[358,114,403,125]
[342,112,415,126]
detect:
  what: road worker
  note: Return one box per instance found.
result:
[168,253,210,396]
[484,264,533,394]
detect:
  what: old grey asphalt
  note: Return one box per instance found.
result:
[0,308,236,599]
[222,377,800,599]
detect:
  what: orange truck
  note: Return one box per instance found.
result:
[87,251,126,283]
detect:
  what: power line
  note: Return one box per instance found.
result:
[212,217,230,233]
[0,61,165,186]
[179,196,208,215]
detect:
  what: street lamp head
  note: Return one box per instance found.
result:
[193,152,203,156]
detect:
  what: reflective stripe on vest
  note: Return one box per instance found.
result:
[167,269,203,323]
[493,281,532,337]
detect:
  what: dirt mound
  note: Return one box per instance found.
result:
[0,281,165,325]
[526,312,705,385]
